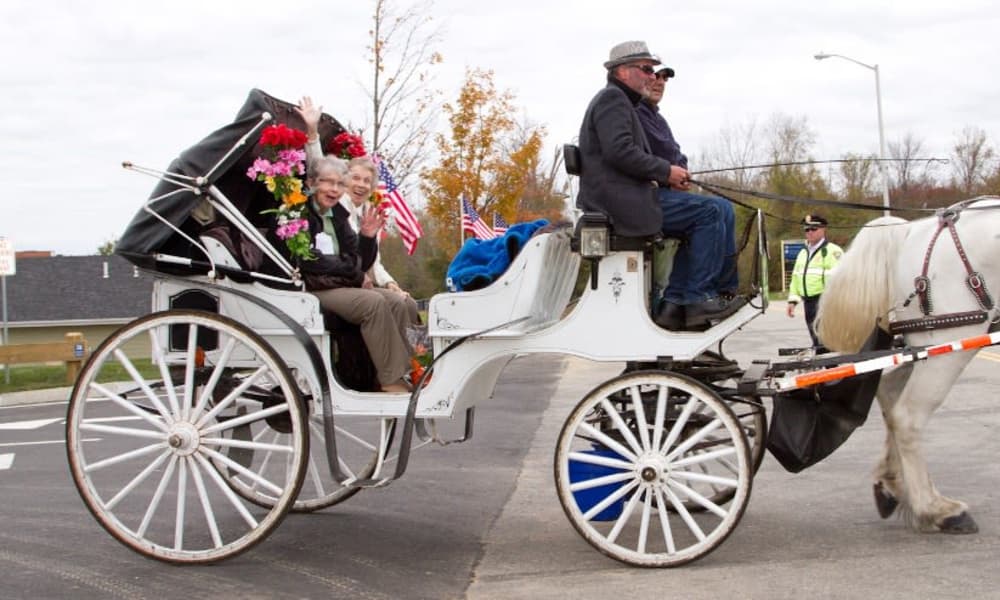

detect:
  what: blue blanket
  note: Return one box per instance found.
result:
[446,220,550,291]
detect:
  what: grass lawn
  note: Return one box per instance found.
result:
[0,359,160,394]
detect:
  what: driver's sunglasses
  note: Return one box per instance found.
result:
[628,64,656,76]
[803,227,819,232]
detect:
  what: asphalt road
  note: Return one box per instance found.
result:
[2,305,999,599]
[0,355,562,600]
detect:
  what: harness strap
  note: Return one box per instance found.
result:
[889,310,988,335]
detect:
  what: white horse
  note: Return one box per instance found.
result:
[816,197,1000,533]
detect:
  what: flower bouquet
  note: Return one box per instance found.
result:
[328,131,367,160]
[247,124,313,261]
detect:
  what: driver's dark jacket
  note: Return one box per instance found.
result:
[576,77,671,237]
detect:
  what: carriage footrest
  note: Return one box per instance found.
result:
[738,360,770,395]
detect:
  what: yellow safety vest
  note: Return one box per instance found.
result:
[788,240,843,303]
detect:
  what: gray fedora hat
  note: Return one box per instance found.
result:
[604,40,661,69]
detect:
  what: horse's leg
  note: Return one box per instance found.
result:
[888,354,978,533]
[872,363,912,518]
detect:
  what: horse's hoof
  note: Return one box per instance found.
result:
[873,482,898,519]
[939,512,979,534]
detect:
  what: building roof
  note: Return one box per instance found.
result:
[3,255,153,323]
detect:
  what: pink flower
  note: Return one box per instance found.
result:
[275,218,309,240]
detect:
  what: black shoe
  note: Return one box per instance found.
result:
[685,296,747,328]
[654,301,685,330]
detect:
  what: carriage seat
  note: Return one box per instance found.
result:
[428,229,580,339]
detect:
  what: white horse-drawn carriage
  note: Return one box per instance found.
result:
[65,89,999,567]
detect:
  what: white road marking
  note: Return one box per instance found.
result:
[0,418,62,431]
[0,438,101,448]
[0,453,13,470]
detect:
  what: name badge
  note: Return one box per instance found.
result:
[315,232,335,255]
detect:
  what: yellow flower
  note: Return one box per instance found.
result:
[264,176,277,192]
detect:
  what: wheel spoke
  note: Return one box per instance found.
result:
[86,441,167,474]
[201,437,294,454]
[650,385,668,454]
[668,479,728,518]
[658,394,698,454]
[79,423,166,441]
[113,349,176,424]
[566,450,633,471]
[664,484,706,541]
[105,449,172,509]
[669,469,738,489]
[89,381,170,432]
[190,337,238,423]
[599,398,644,456]
[578,422,637,463]
[628,385,651,452]
[201,402,289,435]
[138,454,179,538]
[149,329,181,418]
[199,446,285,496]
[607,484,644,544]
[195,365,270,429]
[654,487,677,554]
[663,416,723,462]
[638,489,653,554]
[568,471,634,492]
[193,453,258,528]
[581,479,638,522]
[174,458,188,550]
[669,446,737,469]
[187,456,223,548]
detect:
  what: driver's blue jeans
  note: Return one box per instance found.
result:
[658,189,735,305]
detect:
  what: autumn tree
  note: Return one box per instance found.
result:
[421,68,545,255]
[362,0,443,188]
[950,125,995,195]
[837,152,877,204]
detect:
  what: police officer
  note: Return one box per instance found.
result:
[786,214,843,351]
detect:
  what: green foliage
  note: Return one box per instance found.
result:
[0,359,159,394]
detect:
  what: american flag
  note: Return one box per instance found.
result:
[373,154,423,255]
[461,196,496,240]
[492,213,509,236]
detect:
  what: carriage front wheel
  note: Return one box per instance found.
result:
[66,310,309,564]
[554,370,752,567]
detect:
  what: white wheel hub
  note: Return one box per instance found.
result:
[167,421,201,456]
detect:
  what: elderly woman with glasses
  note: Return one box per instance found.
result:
[266,154,414,394]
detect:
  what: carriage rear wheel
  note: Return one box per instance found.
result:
[66,310,308,564]
[554,370,752,567]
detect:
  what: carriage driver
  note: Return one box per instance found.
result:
[576,41,745,330]
[786,214,843,352]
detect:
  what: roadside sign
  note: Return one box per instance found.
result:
[0,237,14,276]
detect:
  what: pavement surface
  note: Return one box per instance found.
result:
[466,304,1000,599]
[0,385,72,408]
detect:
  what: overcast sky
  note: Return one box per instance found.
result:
[2,0,998,255]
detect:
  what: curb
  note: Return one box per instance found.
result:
[0,386,72,408]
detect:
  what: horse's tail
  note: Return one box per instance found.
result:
[816,216,910,352]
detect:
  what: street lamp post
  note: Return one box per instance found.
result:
[814,52,891,217]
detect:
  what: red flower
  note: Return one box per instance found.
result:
[328,131,367,159]
[260,124,308,149]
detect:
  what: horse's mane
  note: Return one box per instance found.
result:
[816,216,910,352]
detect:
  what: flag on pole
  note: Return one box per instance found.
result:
[461,196,496,240]
[492,213,509,236]
[373,154,423,255]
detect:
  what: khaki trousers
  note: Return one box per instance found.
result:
[310,287,412,386]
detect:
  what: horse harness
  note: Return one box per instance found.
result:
[892,204,996,335]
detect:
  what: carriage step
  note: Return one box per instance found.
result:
[738,360,770,394]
